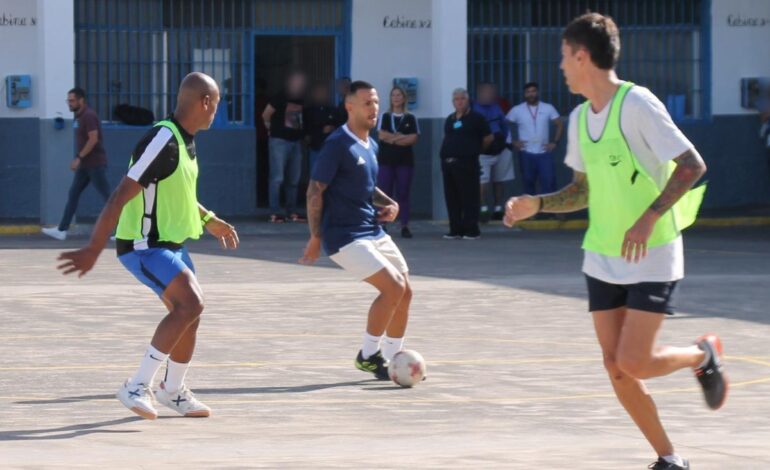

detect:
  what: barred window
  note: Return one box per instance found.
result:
[468,0,709,120]
[74,0,347,125]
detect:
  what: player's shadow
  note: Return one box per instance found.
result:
[182,379,379,395]
[14,379,378,406]
[0,416,142,441]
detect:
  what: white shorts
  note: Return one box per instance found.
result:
[479,148,515,184]
[329,235,409,280]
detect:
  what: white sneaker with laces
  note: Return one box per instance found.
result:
[41,227,67,240]
[116,380,158,420]
[155,382,211,417]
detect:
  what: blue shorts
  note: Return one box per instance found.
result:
[118,247,196,298]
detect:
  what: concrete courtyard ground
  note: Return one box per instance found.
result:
[1,223,769,469]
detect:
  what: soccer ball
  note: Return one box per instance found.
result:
[388,349,426,387]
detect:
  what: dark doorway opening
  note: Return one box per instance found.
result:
[254,35,337,209]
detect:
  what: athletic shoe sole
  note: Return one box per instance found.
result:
[116,394,157,420]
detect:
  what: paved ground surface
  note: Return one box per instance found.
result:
[1,222,769,469]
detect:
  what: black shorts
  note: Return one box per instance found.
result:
[585,275,678,315]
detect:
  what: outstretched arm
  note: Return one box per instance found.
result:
[57,176,142,276]
[503,171,588,227]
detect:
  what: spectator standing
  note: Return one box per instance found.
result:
[262,71,308,223]
[377,86,420,238]
[305,81,341,173]
[440,88,493,240]
[507,82,564,197]
[473,82,515,221]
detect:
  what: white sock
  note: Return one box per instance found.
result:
[129,345,168,386]
[381,336,405,361]
[361,332,382,359]
[163,359,190,393]
[493,205,503,212]
[480,205,489,211]
[662,454,685,466]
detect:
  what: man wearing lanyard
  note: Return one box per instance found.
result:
[440,88,493,239]
[506,82,564,197]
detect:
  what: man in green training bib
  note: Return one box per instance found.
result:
[504,13,726,470]
[57,72,239,421]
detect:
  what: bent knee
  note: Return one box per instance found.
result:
[602,355,626,381]
[616,354,652,380]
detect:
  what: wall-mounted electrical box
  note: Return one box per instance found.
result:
[741,77,770,111]
[6,75,32,108]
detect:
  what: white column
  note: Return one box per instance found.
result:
[37,0,76,225]
[430,0,467,118]
[37,0,74,119]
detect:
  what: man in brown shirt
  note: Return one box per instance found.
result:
[42,88,111,240]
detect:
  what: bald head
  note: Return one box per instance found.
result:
[177,72,219,108]
[174,72,221,134]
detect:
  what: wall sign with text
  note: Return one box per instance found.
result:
[382,15,431,29]
[0,12,37,27]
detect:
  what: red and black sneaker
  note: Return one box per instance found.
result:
[694,334,728,410]
[288,213,307,223]
[268,214,286,223]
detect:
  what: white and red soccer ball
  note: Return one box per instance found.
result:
[388,349,426,387]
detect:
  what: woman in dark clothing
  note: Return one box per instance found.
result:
[377,86,420,238]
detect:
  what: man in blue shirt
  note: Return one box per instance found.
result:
[300,81,412,380]
[473,82,513,221]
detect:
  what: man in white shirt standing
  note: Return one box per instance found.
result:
[503,12,726,470]
[506,82,563,197]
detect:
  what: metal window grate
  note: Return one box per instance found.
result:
[468,0,710,121]
[74,0,348,126]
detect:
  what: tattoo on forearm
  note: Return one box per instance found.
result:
[649,149,706,215]
[306,180,327,237]
[372,187,394,208]
[541,173,589,213]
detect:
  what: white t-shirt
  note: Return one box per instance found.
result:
[506,101,560,154]
[564,84,695,284]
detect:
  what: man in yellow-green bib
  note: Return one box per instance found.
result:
[57,72,239,421]
[504,13,726,470]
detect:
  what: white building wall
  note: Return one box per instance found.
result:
[0,0,40,118]
[711,0,770,115]
[0,0,73,119]
[350,0,467,119]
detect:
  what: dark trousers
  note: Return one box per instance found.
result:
[377,164,414,227]
[58,165,111,231]
[441,158,481,237]
[520,151,556,195]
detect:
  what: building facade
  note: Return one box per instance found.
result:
[1,0,769,222]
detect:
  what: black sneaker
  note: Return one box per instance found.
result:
[355,350,390,380]
[442,233,462,240]
[401,226,413,238]
[492,209,504,221]
[648,457,690,470]
[695,334,728,410]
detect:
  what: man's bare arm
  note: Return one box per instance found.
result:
[648,149,707,216]
[306,179,328,238]
[540,171,589,213]
[372,187,396,208]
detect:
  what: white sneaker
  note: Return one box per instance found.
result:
[41,227,67,240]
[116,380,158,420]
[155,382,211,417]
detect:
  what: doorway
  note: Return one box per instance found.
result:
[254,35,337,208]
